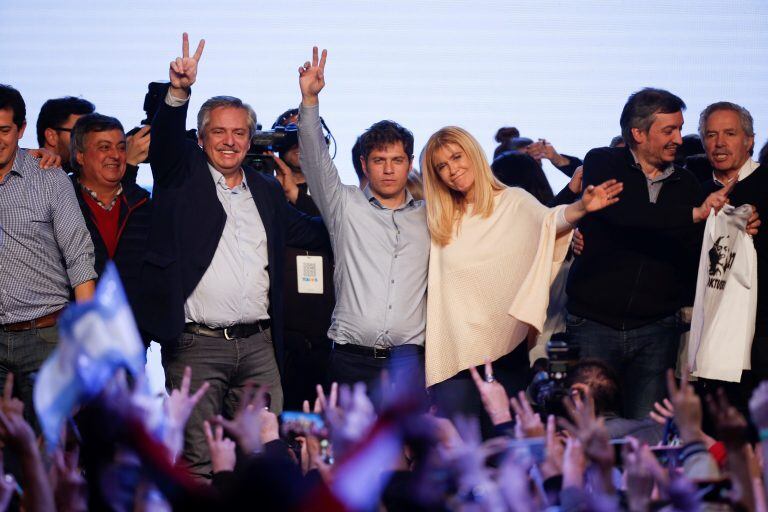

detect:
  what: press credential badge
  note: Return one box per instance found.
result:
[297,255,323,294]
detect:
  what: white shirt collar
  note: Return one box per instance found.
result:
[207,163,247,192]
[712,158,760,186]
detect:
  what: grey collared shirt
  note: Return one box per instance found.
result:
[0,149,96,323]
[299,104,430,348]
[629,148,675,203]
[183,165,270,328]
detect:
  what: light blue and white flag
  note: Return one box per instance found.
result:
[34,262,146,447]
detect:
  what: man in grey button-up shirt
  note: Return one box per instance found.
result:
[297,48,430,390]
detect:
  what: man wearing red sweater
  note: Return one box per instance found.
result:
[70,113,152,334]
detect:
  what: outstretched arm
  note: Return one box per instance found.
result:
[149,33,205,187]
[563,178,623,225]
[297,47,349,234]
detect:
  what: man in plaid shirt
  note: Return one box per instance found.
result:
[0,84,97,427]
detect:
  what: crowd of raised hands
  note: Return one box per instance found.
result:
[3,358,768,511]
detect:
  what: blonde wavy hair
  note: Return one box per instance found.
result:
[421,126,505,246]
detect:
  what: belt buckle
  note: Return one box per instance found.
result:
[373,346,388,359]
[224,327,234,340]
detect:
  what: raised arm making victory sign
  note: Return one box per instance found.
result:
[168,32,205,100]
[299,47,327,107]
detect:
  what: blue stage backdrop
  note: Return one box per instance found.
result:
[2,1,767,192]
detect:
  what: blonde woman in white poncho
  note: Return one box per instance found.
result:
[421,126,623,422]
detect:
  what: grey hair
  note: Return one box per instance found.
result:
[196,96,257,140]
[698,101,755,141]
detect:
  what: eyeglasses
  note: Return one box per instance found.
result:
[54,127,73,133]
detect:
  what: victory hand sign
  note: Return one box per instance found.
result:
[169,32,205,99]
[299,47,328,106]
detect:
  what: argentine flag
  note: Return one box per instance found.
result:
[34,262,146,447]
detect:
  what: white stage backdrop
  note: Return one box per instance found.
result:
[1,1,767,194]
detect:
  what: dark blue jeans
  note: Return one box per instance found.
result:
[327,344,425,411]
[162,328,282,479]
[0,326,59,430]
[566,313,680,420]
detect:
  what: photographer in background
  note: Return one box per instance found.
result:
[270,108,317,213]
[270,108,335,410]
[475,355,663,444]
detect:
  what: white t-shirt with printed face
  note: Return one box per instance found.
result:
[688,203,757,383]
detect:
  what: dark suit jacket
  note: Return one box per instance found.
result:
[137,85,328,370]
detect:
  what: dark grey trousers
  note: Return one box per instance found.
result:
[162,328,283,478]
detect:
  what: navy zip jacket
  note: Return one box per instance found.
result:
[566,146,704,330]
[137,85,328,371]
[73,176,152,322]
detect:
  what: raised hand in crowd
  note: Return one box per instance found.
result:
[561,437,587,490]
[650,395,717,448]
[665,369,705,444]
[510,391,545,439]
[299,46,327,105]
[126,125,151,166]
[0,374,55,512]
[707,389,757,512]
[203,421,236,474]
[259,409,280,446]
[622,439,655,512]
[51,447,88,512]
[325,383,376,461]
[168,32,205,99]
[211,384,268,454]
[469,360,512,426]
[163,366,210,460]
[26,147,62,169]
[302,382,339,416]
[649,397,675,426]
[750,382,768,507]
[560,388,614,492]
[540,414,565,481]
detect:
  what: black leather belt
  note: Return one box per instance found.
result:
[332,342,424,360]
[184,320,270,340]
